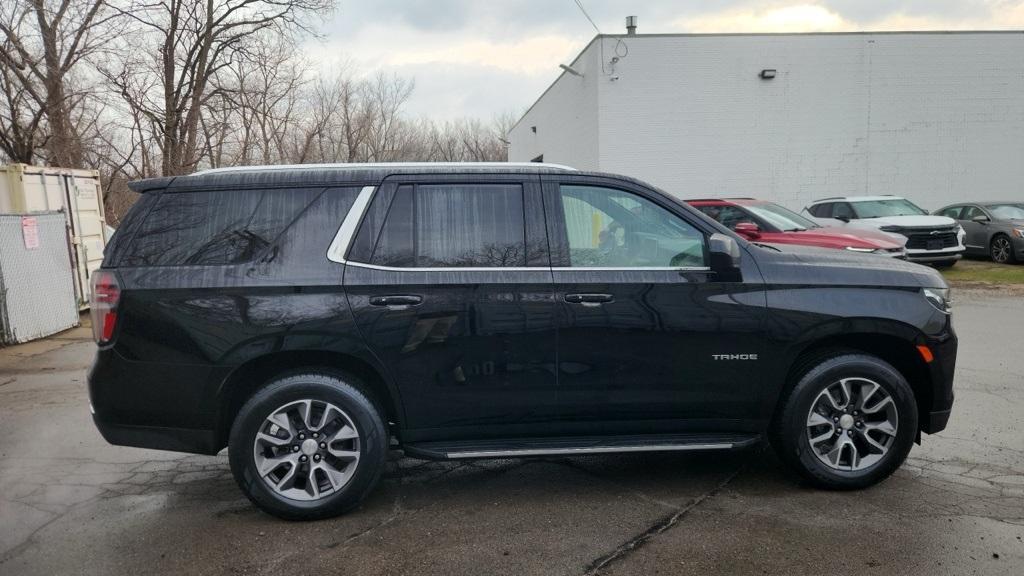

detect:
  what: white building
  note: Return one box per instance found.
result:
[509,31,1024,211]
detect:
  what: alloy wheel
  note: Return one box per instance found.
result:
[992,237,1012,263]
[805,378,899,471]
[252,399,360,501]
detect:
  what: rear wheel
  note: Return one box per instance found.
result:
[228,372,388,520]
[771,352,917,489]
[991,235,1015,264]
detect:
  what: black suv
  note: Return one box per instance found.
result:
[89,164,956,520]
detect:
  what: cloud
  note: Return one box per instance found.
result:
[672,0,1024,33]
[306,1,1024,121]
[675,3,852,33]
[383,35,582,75]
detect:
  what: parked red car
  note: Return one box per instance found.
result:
[688,198,907,256]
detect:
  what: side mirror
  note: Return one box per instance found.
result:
[836,215,851,223]
[972,214,990,223]
[733,222,761,239]
[708,233,742,282]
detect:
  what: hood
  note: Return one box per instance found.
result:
[751,243,946,288]
[788,226,906,249]
[853,215,957,229]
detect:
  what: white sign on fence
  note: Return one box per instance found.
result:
[21,216,39,250]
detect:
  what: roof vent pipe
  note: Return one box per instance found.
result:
[625,15,637,35]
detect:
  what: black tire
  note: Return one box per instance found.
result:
[990,234,1016,264]
[228,372,388,520]
[770,351,918,490]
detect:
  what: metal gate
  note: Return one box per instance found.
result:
[0,212,79,344]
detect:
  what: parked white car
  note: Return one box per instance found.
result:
[804,196,966,267]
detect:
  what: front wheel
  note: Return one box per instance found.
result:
[228,372,388,520]
[991,235,1015,264]
[771,352,918,489]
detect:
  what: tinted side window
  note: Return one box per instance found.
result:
[696,205,753,229]
[961,206,985,220]
[370,183,527,268]
[104,193,157,266]
[937,206,963,219]
[808,203,830,217]
[122,188,321,266]
[832,203,854,219]
[559,185,706,268]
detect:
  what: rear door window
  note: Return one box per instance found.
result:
[961,206,986,221]
[938,206,964,219]
[121,188,321,266]
[832,203,855,220]
[370,183,528,268]
[808,203,831,217]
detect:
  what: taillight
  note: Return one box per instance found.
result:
[90,270,121,345]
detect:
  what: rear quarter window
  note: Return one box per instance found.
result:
[120,188,323,267]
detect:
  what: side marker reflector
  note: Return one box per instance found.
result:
[916,345,934,363]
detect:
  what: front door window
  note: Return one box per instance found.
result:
[557,185,706,268]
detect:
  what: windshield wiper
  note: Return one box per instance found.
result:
[752,242,782,252]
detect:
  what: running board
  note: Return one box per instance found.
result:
[402,433,761,460]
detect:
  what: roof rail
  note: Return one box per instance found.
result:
[193,162,578,176]
[811,196,846,202]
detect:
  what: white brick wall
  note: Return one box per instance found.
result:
[508,42,600,170]
[511,32,1024,212]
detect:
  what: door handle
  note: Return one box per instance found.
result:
[564,293,614,306]
[369,295,423,307]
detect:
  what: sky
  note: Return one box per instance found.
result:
[307,1,1024,121]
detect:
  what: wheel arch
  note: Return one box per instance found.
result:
[769,323,933,434]
[215,350,403,451]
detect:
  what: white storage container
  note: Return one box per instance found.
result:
[0,164,107,307]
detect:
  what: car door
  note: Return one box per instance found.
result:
[343,174,558,440]
[542,175,768,433]
[959,205,989,252]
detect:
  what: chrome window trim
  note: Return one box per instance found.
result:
[327,185,376,264]
[345,261,547,273]
[344,260,711,273]
[552,266,712,272]
[328,185,713,273]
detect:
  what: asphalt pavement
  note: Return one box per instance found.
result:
[0,289,1021,575]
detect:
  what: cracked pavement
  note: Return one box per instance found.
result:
[0,291,1021,575]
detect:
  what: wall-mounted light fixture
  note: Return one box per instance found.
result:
[760,69,777,80]
[559,64,584,77]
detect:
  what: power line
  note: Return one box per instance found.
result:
[573,0,601,34]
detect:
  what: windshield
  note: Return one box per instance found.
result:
[852,199,928,218]
[987,204,1024,220]
[744,203,820,231]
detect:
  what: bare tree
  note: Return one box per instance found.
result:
[363,71,414,161]
[0,38,46,162]
[104,0,332,176]
[0,0,119,166]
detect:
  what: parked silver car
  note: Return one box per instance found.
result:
[934,202,1024,264]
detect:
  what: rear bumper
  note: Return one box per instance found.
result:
[88,347,224,455]
[91,411,221,455]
